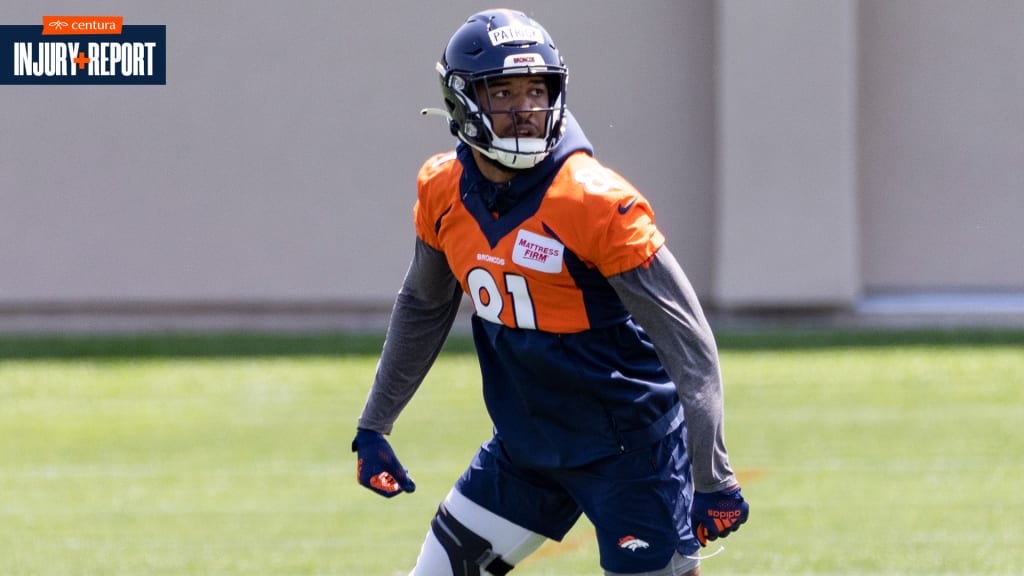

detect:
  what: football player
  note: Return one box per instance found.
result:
[353,9,749,575]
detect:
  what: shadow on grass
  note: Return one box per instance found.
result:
[0,328,1022,360]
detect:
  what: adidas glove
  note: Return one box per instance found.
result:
[692,485,749,546]
[352,428,416,498]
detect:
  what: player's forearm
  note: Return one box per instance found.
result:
[608,247,737,492]
[357,239,463,434]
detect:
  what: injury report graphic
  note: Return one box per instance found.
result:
[1,16,165,84]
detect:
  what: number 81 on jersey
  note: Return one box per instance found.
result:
[466,268,537,330]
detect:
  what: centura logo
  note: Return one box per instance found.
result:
[0,16,165,85]
[42,16,123,35]
[617,536,650,552]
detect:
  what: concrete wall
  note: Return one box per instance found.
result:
[858,0,1024,292]
[714,0,859,308]
[0,1,717,310]
[1,1,1021,327]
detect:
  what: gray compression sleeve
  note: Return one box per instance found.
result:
[608,246,737,492]
[356,238,463,434]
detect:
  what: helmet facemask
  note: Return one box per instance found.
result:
[430,9,570,171]
[476,72,566,170]
[441,64,567,170]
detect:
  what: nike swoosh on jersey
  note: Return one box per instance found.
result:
[618,197,638,214]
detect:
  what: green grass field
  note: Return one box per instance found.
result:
[1,329,1022,575]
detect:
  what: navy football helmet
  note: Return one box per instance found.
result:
[426,9,568,170]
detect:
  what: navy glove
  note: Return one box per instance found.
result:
[352,428,416,498]
[692,485,749,546]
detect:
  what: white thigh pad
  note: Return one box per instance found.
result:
[409,488,547,575]
[442,488,547,565]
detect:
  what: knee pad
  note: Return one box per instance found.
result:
[410,489,546,576]
[430,502,514,576]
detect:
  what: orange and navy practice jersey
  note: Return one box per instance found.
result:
[412,128,682,468]
[414,150,665,334]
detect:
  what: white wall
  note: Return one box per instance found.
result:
[858,0,1024,292]
[714,0,859,307]
[0,1,717,309]
[2,1,1022,327]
